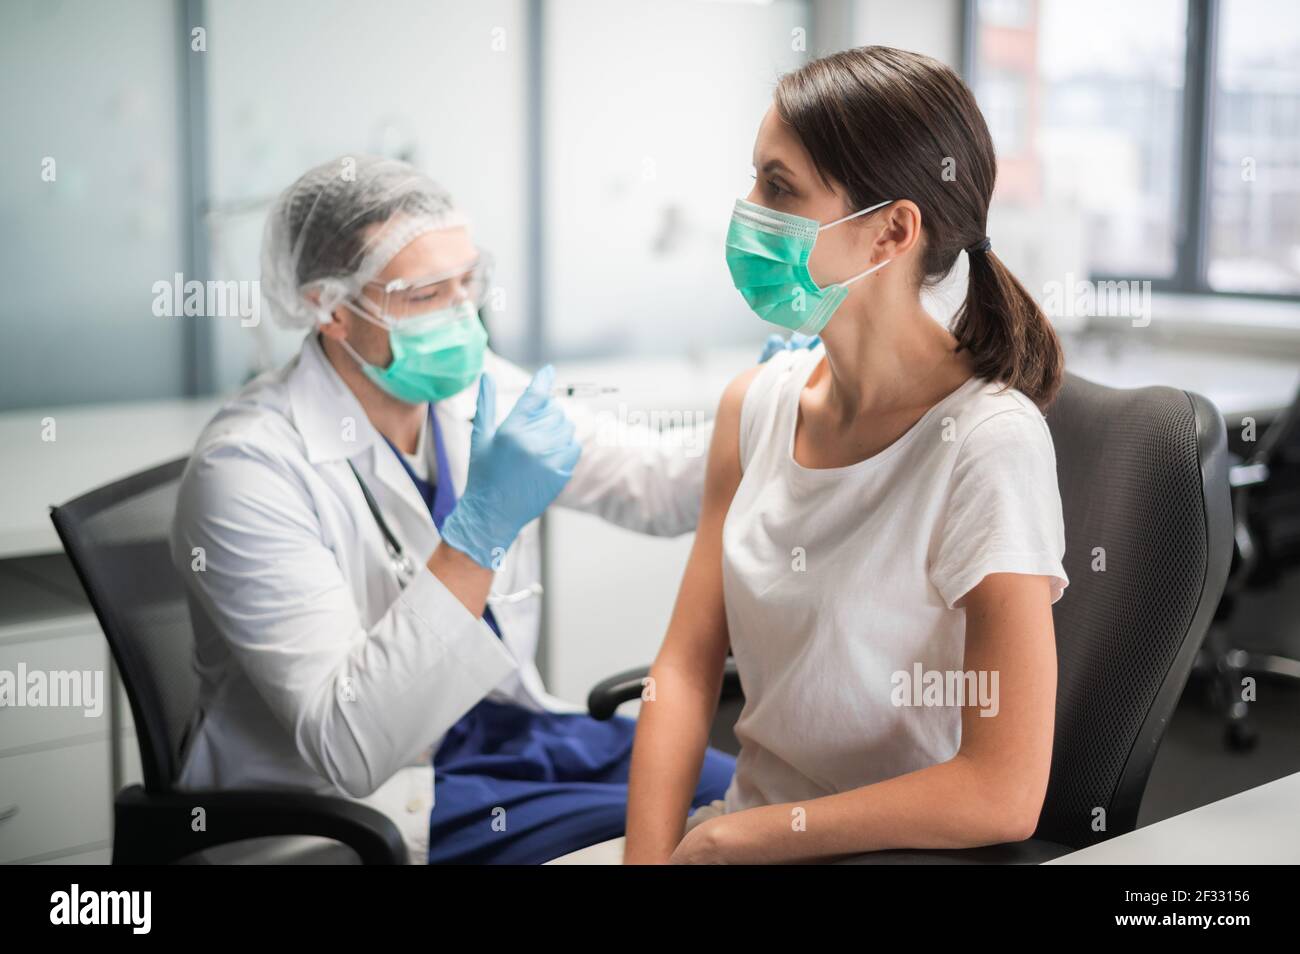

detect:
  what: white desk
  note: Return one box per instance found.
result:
[1063,337,1300,420]
[1048,771,1300,864]
[0,398,222,559]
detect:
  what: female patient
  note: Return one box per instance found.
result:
[559,46,1070,864]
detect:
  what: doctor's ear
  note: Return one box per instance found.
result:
[316,309,351,340]
[303,288,350,339]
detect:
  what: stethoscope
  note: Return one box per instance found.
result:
[347,460,543,607]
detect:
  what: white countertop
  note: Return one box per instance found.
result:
[1063,337,1300,420]
[0,398,222,558]
[1049,770,1300,864]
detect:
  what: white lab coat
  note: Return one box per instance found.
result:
[170,333,709,863]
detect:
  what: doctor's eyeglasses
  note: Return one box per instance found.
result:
[363,250,494,321]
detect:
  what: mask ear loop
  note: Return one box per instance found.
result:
[817,198,896,288]
[840,258,892,286]
[325,296,398,376]
[335,331,387,376]
[818,198,894,232]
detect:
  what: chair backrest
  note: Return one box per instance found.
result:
[50,457,196,793]
[1039,373,1232,848]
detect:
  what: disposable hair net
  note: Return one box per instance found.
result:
[260,155,470,329]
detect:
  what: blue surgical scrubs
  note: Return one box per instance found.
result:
[383,406,735,865]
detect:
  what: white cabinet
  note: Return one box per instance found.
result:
[0,629,109,752]
[0,559,122,864]
[0,742,113,864]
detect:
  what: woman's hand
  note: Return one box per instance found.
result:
[666,806,789,864]
[668,817,730,864]
[626,819,729,865]
[667,811,768,864]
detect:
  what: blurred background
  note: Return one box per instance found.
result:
[0,0,1298,863]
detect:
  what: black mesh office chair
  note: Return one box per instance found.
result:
[1200,382,1300,749]
[589,372,1233,863]
[50,457,407,865]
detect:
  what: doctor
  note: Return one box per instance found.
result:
[171,156,741,864]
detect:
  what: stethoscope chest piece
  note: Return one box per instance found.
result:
[391,550,419,590]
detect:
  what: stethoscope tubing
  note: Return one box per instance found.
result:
[347,459,540,606]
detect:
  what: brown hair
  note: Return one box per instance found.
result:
[774,46,1063,409]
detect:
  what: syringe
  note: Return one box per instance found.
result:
[550,384,619,397]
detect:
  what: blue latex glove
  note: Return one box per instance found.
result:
[758,332,821,363]
[439,365,581,569]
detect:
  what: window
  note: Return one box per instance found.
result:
[1208,0,1300,293]
[981,72,1030,156]
[968,0,1300,300]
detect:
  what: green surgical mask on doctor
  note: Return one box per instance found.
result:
[725,197,894,336]
[340,299,488,404]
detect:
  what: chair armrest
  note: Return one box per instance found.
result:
[834,838,1072,865]
[1228,461,1269,489]
[588,658,742,720]
[111,785,408,865]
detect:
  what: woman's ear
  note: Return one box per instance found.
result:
[872,200,922,260]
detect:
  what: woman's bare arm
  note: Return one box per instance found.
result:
[621,367,759,864]
[669,571,1058,864]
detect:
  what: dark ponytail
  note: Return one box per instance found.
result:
[774,46,1064,409]
[956,247,1062,409]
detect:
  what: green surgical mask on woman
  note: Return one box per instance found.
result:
[339,299,488,404]
[725,197,894,336]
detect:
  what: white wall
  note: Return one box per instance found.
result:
[851,0,963,65]
[544,346,754,704]
[202,0,532,391]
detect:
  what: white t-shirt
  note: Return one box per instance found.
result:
[720,345,1068,813]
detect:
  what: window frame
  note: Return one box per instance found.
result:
[963,0,1300,304]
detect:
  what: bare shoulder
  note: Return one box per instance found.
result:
[702,365,765,496]
[717,364,764,430]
